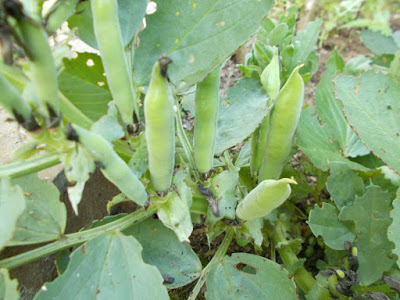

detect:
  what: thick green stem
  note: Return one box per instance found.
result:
[188,226,235,300]
[0,208,156,270]
[272,220,316,293]
[0,152,60,179]
[174,98,199,181]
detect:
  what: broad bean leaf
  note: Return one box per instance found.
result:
[390,50,400,82]
[326,50,345,76]
[308,203,355,250]
[58,52,111,121]
[281,18,322,76]
[134,0,274,90]
[234,140,251,167]
[127,132,148,178]
[205,253,297,300]
[316,73,369,158]
[326,161,365,208]
[207,169,239,223]
[8,175,66,245]
[90,102,124,143]
[215,76,270,154]
[388,189,400,268]
[34,232,168,300]
[157,170,193,242]
[124,218,202,288]
[339,185,395,285]
[343,55,371,77]
[0,178,25,250]
[296,108,368,172]
[0,268,19,300]
[335,71,400,174]
[236,218,264,247]
[68,0,148,48]
[60,146,96,215]
[360,30,400,56]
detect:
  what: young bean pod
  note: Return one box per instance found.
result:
[144,57,175,193]
[18,19,59,120]
[236,178,297,221]
[69,124,148,206]
[193,66,221,174]
[0,73,39,131]
[91,0,138,125]
[258,64,304,181]
[250,48,280,177]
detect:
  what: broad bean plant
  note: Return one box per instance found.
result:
[1,0,400,299]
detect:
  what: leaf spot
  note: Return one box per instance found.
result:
[381,148,386,153]
[97,81,105,87]
[86,59,94,67]
[175,11,181,16]
[192,1,197,9]
[217,21,226,27]
[188,54,195,64]
[175,38,180,44]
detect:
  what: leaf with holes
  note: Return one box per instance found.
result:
[34,232,169,299]
[339,185,395,285]
[308,203,356,250]
[0,269,19,300]
[134,0,274,90]
[8,175,66,246]
[205,253,297,300]
[58,53,111,121]
[335,71,400,174]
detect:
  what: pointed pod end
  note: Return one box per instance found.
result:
[280,178,298,185]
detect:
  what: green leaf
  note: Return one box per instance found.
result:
[234,140,251,167]
[124,218,202,288]
[90,102,124,142]
[34,232,169,300]
[127,133,148,178]
[0,269,19,300]
[296,108,368,172]
[157,170,193,242]
[205,253,297,300]
[0,178,26,250]
[236,218,264,247]
[326,161,365,208]
[343,55,371,76]
[215,76,270,154]
[360,30,400,56]
[339,185,395,285]
[134,0,274,90]
[335,71,400,174]
[316,73,369,158]
[308,203,355,250]
[68,0,148,48]
[281,18,322,75]
[207,169,239,223]
[388,189,400,268]
[60,146,96,215]
[326,50,344,76]
[390,50,400,82]
[58,52,112,121]
[8,175,66,246]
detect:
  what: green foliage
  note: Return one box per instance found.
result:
[0,1,399,299]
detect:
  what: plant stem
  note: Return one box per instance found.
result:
[174,97,199,181]
[0,208,156,270]
[190,197,209,215]
[272,220,316,293]
[0,152,60,179]
[188,226,235,300]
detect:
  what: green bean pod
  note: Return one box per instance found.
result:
[249,115,269,177]
[250,48,280,177]
[236,178,297,221]
[144,57,175,193]
[258,64,304,181]
[0,72,39,131]
[193,66,221,174]
[70,124,148,206]
[91,0,137,124]
[18,19,59,118]
[260,47,280,100]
